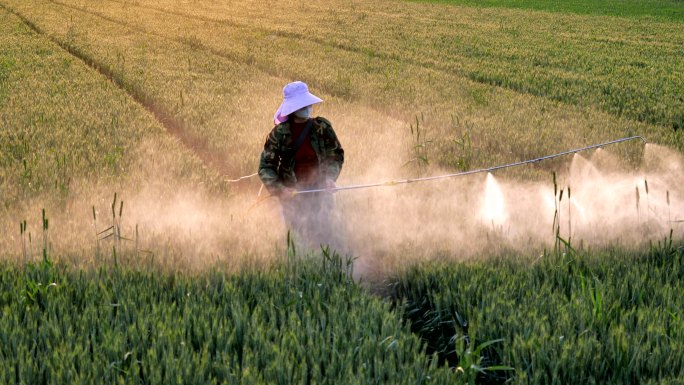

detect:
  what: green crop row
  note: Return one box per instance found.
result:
[3,240,683,384]
[411,0,684,22]
[0,250,457,385]
[390,240,684,384]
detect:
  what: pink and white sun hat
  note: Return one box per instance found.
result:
[273,81,324,125]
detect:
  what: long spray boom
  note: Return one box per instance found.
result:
[295,136,647,195]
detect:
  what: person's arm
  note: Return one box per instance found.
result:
[316,117,344,182]
[259,126,285,195]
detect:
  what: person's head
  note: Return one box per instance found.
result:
[274,81,323,125]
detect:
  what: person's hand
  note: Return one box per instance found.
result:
[325,179,337,193]
[278,187,297,200]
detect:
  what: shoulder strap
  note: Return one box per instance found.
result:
[291,119,314,153]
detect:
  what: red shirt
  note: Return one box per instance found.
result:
[290,120,319,186]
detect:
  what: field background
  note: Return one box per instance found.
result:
[1,0,683,383]
[1,0,682,261]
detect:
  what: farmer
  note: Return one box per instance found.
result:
[258,81,344,250]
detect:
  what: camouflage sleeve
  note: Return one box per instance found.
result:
[258,126,284,194]
[317,117,344,181]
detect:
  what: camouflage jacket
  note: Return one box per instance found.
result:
[259,117,344,194]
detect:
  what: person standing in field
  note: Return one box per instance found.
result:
[259,81,344,251]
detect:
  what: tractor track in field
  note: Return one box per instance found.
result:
[0,2,243,184]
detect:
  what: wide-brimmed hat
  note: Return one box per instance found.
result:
[273,81,323,124]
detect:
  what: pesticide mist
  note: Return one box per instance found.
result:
[4,92,683,275]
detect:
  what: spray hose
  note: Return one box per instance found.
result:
[225,173,258,183]
[295,136,647,195]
